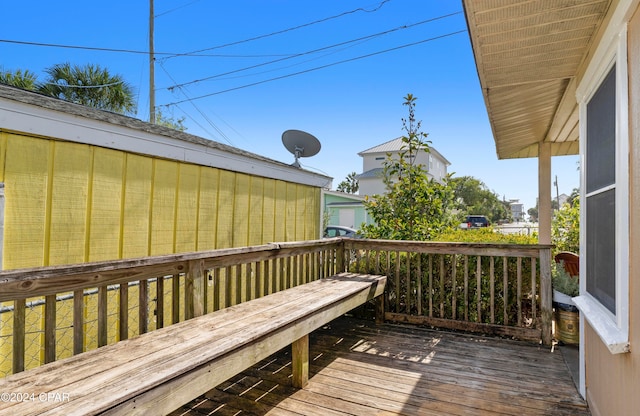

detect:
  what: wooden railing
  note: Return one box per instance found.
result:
[343,239,553,344]
[0,239,342,376]
[0,238,552,378]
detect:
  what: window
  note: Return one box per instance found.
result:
[575,25,629,354]
[585,66,617,313]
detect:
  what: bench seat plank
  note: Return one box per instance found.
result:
[0,273,385,416]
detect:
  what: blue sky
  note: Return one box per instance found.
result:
[1,0,579,213]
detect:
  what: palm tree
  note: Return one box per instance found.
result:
[0,68,38,90]
[39,63,135,115]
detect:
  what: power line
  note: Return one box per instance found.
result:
[161,29,467,107]
[163,12,461,91]
[161,0,394,61]
[155,0,203,18]
[158,62,235,146]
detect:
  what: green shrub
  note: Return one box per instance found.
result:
[432,228,538,245]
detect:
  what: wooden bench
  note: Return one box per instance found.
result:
[0,272,385,416]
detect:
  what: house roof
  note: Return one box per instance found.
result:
[354,168,383,180]
[358,137,451,165]
[0,84,332,188]
[462,0,612,159]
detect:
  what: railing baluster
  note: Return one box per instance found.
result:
[428,254,433,318]
[503,256,509,325]
[490,257,495,324]
[405,252,411,314]
[73,289,84,354]
[394,251,400,314]
[98,286,108,347]
[476,256,482,323]
[156,276,165,328]
[439,255,445,318]
[463,255,469,321]
[213,268,221,310]
[13,299,25,373]
[44,295,56,363]
[531,257,537,322]
[139,280,148,335]
[119,284,129,340]
[452,254,457,320]
[517,257,522,326]
[171,274,180,325]
[417,253,423,316]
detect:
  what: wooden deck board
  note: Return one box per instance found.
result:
[173,316,589,416]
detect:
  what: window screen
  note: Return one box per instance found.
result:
[586,66,616,193]
[586,189,616,313]
[585,64,617,314]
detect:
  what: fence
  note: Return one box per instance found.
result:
[344,239,552,343]
[0,238,552,377]
[0,239,341,376]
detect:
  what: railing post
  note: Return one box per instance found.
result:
[539,247,553,345]
[336,239,346,273]
[186,259,206,319]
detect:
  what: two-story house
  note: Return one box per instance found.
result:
[355,137,450,197]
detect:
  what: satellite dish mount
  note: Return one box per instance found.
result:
[282,130,321,168]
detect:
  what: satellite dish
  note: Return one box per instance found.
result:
[282,129,321,168]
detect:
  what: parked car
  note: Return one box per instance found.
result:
[461,215,490,228]
[324,225,360,238]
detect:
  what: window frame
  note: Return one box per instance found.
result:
[574,24,630,354]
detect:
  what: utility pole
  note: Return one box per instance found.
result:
[149,0,156,124]
[554,175,560,211]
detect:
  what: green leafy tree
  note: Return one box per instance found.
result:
[155,109,187,131]
[552,199,580,254]
[0,68,38,90]
[336,172,359,194]
[450,176,510,223]
[362,94,455,240]
[38,63,135,114]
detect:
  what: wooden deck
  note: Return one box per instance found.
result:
[169,316,589,416]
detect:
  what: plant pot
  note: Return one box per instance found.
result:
[553,297,579,345]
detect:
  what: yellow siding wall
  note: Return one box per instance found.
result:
[0,131,321,375]
[0,132,321,269]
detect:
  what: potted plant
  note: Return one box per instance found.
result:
[552,261,579,344]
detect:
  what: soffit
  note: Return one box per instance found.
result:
[463,0,612,159]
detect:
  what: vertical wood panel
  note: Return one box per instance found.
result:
[149,160,178,256]
[274,181,287,242]
[197,168,219,251]
[175,164,200,253]
[216,171,235,248]
[3,136,49,268]
[248,177,264,246]
[48,142,91,265]
[262,179,276,243]
[285,182,297,241]
[122,155,152,258]
[232,173,250,247]
[88,148,124,261]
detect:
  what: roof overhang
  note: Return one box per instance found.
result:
[462,0,613,159]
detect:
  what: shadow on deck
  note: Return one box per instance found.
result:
[171,316,588,416]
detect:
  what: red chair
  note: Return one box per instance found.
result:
[554,252,579,277]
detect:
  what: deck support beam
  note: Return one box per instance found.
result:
[292,334,309,388]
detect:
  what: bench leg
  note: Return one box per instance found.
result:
[292,334,309,388]
[376,295,385,325]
